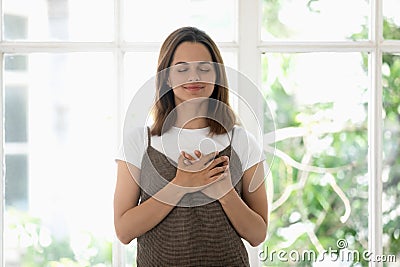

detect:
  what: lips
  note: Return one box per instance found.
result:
[183,84,204,91]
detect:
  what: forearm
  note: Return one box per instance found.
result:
[219,189,268,246]
[115,179,185,244]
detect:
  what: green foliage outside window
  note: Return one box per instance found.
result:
[262,0,400,266]
[3,1,399,266]
[6,209,112,267]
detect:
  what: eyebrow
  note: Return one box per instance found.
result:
[173,61,212,65]
[174,62,189,65]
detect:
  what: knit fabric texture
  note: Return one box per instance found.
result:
[136,127,250,267]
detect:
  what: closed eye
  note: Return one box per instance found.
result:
[199,67,211,72]
[177,68,189,72]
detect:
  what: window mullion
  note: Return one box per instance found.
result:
[113,50,126,267]
[0,0,2,43]
[381,40,400,53]
[368,0,383,266]
[238,0,262,136]
[0,42,116,53]
[113,0,126,266]
[258,41,375,53]
[0,5,4,267]
[0,52,4,267]
[238,0,262,266]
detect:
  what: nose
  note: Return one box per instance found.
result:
[188,68,200,82]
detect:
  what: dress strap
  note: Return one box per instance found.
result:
[146,127,151,147]
[229,126,235,146]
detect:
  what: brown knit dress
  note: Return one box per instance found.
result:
[136,127,250,266]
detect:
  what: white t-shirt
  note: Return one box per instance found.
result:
[116,125,265,172]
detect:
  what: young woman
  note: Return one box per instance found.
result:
[114,26,268,266]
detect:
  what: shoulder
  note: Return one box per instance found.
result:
[117,126,149,168]
[232,125,258,143]
[231,125,265,171]
[122,126,150,149]
[231,126,260,150]
[124,126,147,140]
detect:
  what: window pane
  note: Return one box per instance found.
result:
[124,0,236,42]
[261,0,369,41]
[383,0,400,40]
[124,52,159,111]
[382,53,400,260]
[5,86,28,143]
[261,52,369,265]
[5,155,28,210]
[3,0,113,41]
[4,53,116,266]
[125,240,137,267]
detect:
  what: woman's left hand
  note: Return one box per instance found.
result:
[181,150,234,200]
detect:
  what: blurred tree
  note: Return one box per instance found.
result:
[351,13,400,260]
[6,209,112,267]
[261,0,400,266]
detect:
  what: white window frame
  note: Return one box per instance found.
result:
[0,0,398,267]
[253,1,395,267]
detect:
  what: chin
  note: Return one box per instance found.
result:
[174,89,212,101]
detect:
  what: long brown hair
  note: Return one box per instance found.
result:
[150,26,237,136]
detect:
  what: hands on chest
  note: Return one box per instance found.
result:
[173,150,234,199]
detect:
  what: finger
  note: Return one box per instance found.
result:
[209,155,229,169]
[178,152,191,167]
[182,151,196,161]
[178,152,196,171]
[208,172,227,183]
[183,158,192,166]
[222,156,229,166]
[181,151,218,173]
[178,152,186,165]
[200,151,219,167]
[194,150,202,158]
[208,165,228,177]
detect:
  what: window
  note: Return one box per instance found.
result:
[258,0,400,266]
[1,0,239,267]
[1,1,399,267]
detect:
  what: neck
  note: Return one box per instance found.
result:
[174,98,209,129]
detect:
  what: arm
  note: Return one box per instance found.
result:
[218,162,269,246]
[113,160,185,244]
[185,150,269,247]
[113,153,227,244]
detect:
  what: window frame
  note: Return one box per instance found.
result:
[0,0,246,266]
[0,0,398,267]
[254,1,391,267]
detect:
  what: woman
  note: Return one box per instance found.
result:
[114,26,268,266]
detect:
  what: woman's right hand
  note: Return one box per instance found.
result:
[172,150,228,194]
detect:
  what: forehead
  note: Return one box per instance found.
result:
[171,42,213,64]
